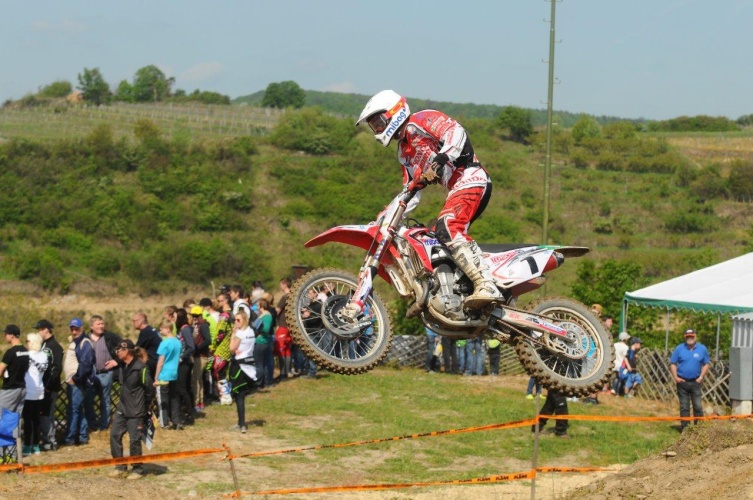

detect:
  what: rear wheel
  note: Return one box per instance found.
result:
[515,297,614,397]
[286,268,393,375]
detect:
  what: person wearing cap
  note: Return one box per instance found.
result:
[611,331,631,395]
[670,328,710,431]
[63,317,96,446]
[87,314,122,432]
[0,324,29,414]
[190,305,211,412]
[621,337,643,398]
[35,319,64,451]
[109,339,154,479]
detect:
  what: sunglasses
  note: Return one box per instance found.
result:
[234,318,243,322]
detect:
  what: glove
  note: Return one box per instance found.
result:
[420,153,449,184]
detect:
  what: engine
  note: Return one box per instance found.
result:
[428,263,466,321]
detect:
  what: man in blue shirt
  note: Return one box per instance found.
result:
[670,328,710,432]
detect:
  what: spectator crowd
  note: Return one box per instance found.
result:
[0,277,321,479]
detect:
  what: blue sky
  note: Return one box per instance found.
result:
[2,0,751,120]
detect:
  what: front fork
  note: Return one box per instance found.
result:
[345,191,411,319]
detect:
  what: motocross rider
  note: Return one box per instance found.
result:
[356,90,500,309]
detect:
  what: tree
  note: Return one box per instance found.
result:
[496,106,533,143]
[38,80,73,98]
[571,115,601,144]
[77,68,111,105]
[132,65,174,102]
[114,80,135,103]
[262,80,305,108]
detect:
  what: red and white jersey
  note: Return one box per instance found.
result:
[397,110,489,194]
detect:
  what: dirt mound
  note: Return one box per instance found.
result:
[567,419,753,499]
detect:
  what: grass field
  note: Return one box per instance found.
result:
[1,368,681,498]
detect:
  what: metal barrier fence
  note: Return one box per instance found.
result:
[384,338,729,406]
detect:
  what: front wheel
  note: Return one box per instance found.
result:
[515,297,614,397]
[286,268,393,375]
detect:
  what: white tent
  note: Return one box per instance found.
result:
[623,252,753,358]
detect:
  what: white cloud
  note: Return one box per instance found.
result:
[179,62,224,83]
[32,19,88,35]
[322,81,357,93]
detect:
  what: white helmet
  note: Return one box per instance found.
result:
[355,90,411,147]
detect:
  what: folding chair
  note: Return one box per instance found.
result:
[0,408,21,464]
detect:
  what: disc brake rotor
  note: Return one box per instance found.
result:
[320,295,371,340]
[544,321,589,360]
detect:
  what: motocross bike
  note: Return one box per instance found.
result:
[286,187,613,396]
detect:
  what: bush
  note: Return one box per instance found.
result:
[269,108,354,155]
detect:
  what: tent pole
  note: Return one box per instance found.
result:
[665,308,670,357]
[715,312,721,362]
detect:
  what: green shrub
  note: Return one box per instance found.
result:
[270,108,354,155]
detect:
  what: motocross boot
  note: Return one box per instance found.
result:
[451,241,501,309]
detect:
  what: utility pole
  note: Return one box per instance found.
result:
[542,0,558,246]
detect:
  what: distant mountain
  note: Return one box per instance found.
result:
[232,89,640,127]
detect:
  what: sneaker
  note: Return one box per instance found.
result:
[539,394,546,400]
[240,426,247,434]
[32,445,41,455]
[229,424,241,431]
[22,445,32,456]
[526,394,534,400]
[127,471,144,480]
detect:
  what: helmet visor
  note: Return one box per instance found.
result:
[366,113,389,135]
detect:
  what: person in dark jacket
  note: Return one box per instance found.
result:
[109,339,154,479]
[175,308,196,424]
[64,319,96,446]
[189,306,211,412]
[132,312,162,378]
[35,319,64,451]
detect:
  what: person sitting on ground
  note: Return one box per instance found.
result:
[621,337,643,398]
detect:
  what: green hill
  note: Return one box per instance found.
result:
[233,89,635,127]
[1,100,752,348]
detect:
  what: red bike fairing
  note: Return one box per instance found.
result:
[397,110,491,246]
[304,224,398,284]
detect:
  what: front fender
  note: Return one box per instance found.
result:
[305,224,397,284]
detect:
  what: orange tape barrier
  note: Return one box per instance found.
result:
[253,467,614,495]
[255,470,537,495]
[235,418,537,459]
[2,447,224,475]
[542,413,753,423]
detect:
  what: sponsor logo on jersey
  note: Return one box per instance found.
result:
[385,109,408,139]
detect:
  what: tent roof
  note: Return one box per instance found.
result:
[624,252,753,315]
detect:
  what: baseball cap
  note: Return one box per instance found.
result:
[630,337,642,345]
[190,305,204,316]
[117,339,135,351]
[684,328,697,337]
[3,324,21,337]
[618,331,630,341]
[219,284,231,293]
[69,318,83,329]
[34,319,54,331]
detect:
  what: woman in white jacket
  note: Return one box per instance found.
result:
[23,333,49,455]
